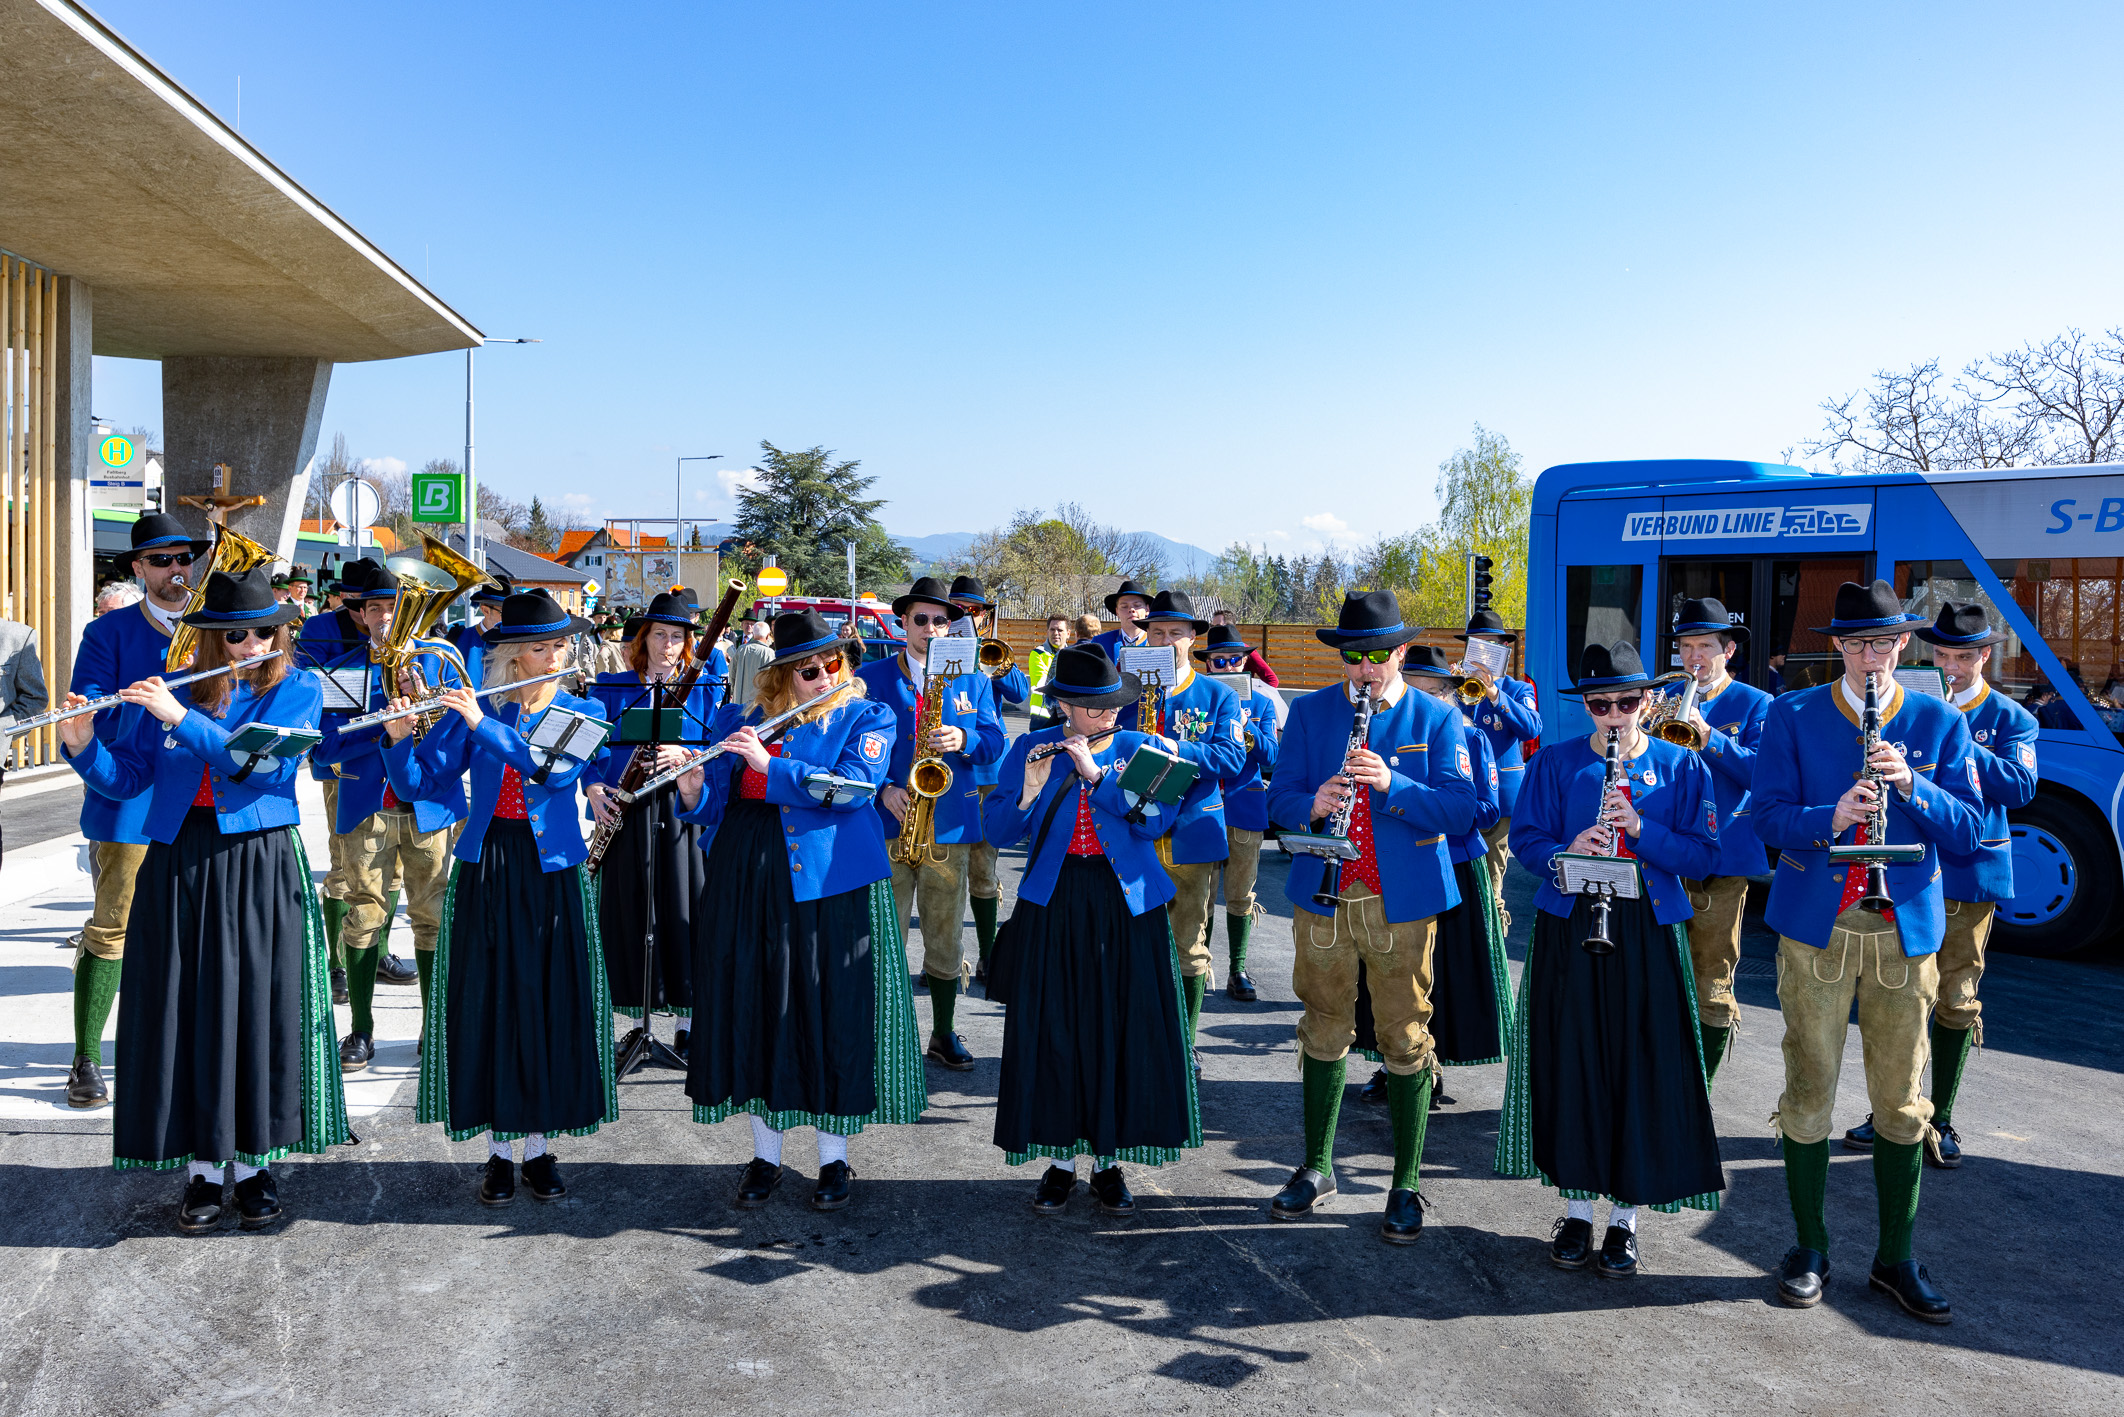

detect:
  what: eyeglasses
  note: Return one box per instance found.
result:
[796,663,832,683]
[1340,648,1396,665]
[909,612,954,628]
[1582,694,1645,716]
[141,552,198,568]
[222,628,275,645]
[1837,635,1904,654]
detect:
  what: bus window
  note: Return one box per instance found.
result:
[1663,559,1753,681]
[1565,565,1642,666]
[1900,557,2124,741]
[1766,558,1865,696]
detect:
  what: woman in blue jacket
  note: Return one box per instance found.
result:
[1498,642,1725,1279]
[673,610,925,1213]
[382,590,616,1207]
[56,566,346,1233]
[981,643,1201,1218]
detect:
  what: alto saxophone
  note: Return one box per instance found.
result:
[890,661,952,869]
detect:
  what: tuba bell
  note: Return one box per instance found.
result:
[373,534,488,736]
[164,526,277,672]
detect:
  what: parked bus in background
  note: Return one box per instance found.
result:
[1526,458,2124,957]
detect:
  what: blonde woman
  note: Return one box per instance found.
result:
[382,589,617,1207]
[675,609,925,1212]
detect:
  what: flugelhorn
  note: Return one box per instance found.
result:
[1645,671,1705,750]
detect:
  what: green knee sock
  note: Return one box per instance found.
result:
[1181,973,1207,1042]
[345,945,379,1036]
[1782,1136,1831,1254]
[1386,1069,1433,1191]
[415,949,434,1010]
[380,889,402,952]
[1699,1023,1731,1083]
[321,896,349,969]
[970,896,998,962]
[1874,1138,1922,1264]
[1301,1053,1346,1175]
[72,954,121,1059]
[1226,911,1253,977]
[1930,1020,1975,1128]
[928,975,958,1036]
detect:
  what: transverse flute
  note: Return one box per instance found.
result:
[5,653,285,739]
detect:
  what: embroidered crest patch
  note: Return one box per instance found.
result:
[860,732,887,762]
[1975,729,1990,743]
[953,691,973,714]
[2018,743,2036,770]
[1456,745,1472,779]
[1967,756,1981,792]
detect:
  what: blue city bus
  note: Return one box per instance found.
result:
[1526,458,2124,956]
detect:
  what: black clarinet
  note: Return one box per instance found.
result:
[1855,671,1896,913]
[1313,684,1375,910]
[1581,726,1623,955]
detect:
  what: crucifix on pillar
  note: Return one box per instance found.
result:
[177,462,270,529]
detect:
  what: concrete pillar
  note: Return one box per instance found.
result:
[51,276,93,694]
[161,356,332,562]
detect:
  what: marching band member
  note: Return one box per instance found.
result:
[675,610,925,1211]
[1209,610,1279,686]
[1457,609,1542,932]
[1499,642,1725,1278]
[1089,580,1153,659]
[984,644,1200,1215]
[1753,582,1985,1321]
[1845,602,2037,1170]
[584,591,718,1049]
[1121,592,1245,1048]
[450,574,511,688]
[1265,592,1476,1244]
[855,577,1006,1071]
[381,589,617,1207]
[1666,597,1772,1082]
[57,567,346,1231]
[1193,624,1281,1002]
[948,576,1031,990]
[63,514,209,1110]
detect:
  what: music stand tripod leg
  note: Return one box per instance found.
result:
[618,678,689,1078]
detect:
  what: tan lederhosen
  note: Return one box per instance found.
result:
[1774,908,1939,1147]
[1292,882,1438,1076]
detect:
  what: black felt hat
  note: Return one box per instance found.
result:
[126,513,210,563]
[767,608,863,668]
[1316,590,1424,652]
[1912,601,2010,648]
[335,557,398,602]
[947,575,994,609]
[1401,643,1469,686]
[178,566,303,629]
[892,576,958,617]
[483,588,595,643]
[1562,641,1654,696]
[1140,589,1209,636]
[1810,580,1922,637]
[1192,623,1255,661]
[1456,608,1517,644]
[1670,596,1748,644]
[624,591,699,638]
[1103,579,1155,616]
[469,571,514,607]
[1041,643,1141,710]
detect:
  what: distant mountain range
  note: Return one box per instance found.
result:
[894,530,1221,578]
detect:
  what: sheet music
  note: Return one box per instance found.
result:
[312,667,371,713]
[1458,637,1509,679]
[525,707,611,762]
[1894,666,1950,700]
[1118,644,1177,685]
[923,635,980,678]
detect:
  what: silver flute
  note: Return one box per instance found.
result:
[339,666,577,732]
[618,683,857,804]
[5,653,284,740]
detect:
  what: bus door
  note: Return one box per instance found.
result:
[1548,492,1661,740]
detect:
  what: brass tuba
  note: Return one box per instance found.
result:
[164,525,277,672]
[374,533,489,736]
[1644,670,1705,750]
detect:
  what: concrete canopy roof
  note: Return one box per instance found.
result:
[0,0,483,361]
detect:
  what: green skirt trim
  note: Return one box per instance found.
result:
[1493,917,1719,1214]
[419,860,620,1143]
[1352,873,1513,1068]
[693,878,929,1135]
[1003,913,1204,1168]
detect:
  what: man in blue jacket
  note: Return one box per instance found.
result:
[1752,580,1986,1323]
[1089,579,1152,659]
[1265,591,1477,1244]
[1666,597,1772,1081]
[1456,609,1541,932]
[1845,602,2038,1171]
[1194,624,1280,1002]
[948,575,1030,986]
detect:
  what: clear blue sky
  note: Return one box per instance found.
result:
[88,1,2124,557]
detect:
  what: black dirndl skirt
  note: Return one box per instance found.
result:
[992,856,1202,1165]
[1494,897,1725,1211]
[597,794,706,1018]
[417,819,616,1141]
[686,799,926,1133]
[113,809,348,1171]
[1353,857,1512,1067]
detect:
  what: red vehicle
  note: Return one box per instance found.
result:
[754,596,906,662]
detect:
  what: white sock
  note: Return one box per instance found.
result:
[750,1114,784,1166]
[523,1132,548,1161]
[489,1134,512,1160]
[1094,1155,1115,1173]
[1041,1155,1075,1175]
[230,1161,259,1183]
[1610,1205,1638,1234]
[188,1160,222,1183]
[1567,1198,1594,1223]
[817,1131,848,1167]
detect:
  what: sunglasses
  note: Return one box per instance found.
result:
[1582,694,1645,715]
[222,628,275,645]
[796,663,834,683]
[141,552,198,568]
[1340,648,1396,665]
[908,612,954,628]
[1208,656,1247,671]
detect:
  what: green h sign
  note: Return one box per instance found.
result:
[410,471,464,523]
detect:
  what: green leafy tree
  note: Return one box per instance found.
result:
[731,441,912,594]
[1390,425,1532,630]
[522,495,558,553]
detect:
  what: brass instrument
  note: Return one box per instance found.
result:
[1581,725,1625,955]
[1312,683,1375,910]
[978,636,1015,676]
[373,537,488,737]
[163,526,276,671]
[1645,670,1705,751]
[1456,673,1488,704]
[890,655,952,869]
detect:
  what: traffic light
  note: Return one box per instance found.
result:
[1469,553,1495,615]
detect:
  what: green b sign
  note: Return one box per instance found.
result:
[410,471,464,523]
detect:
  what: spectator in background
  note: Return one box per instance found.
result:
[1026,615,1071,732]
[271,573,293,604]
[94,582,143,617]
[284,566,313,612]
[0,608,50,864]
[1075,612,1101,646]
[1210,609,1279,687]
[724,607,773,706]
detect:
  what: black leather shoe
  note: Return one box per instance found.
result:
[811,1160,854,1211]
[478,1155,515,1206]
[66,1054,109,1109]
[1226,971,1257,1002]
[1843,1114,1877,1151]
[925,1031,975,1071]
[521,1153,566,1201]
[1359,1068,1388,1104]
[1925,1123,1963,1169]
[1549,1216,1594,1270]
[1596,1225,1639,1278]
[234,1170,283,1230]
[1031,1165,1077,1214]
[1089,1165,1136,1215]
[1870,1257,1952,1323]
[377,953,419,986]
[1775,1247,1830,1308]
[177,1176,224,1233]
[735,1158,784,1209]
[672,1028,690,1062]
[338,1031,374,1074]
[331,967,349,1006]
[1270,1166,1335,1219]
[1379,1188,1425,1245]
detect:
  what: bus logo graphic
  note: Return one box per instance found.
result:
[1621,503,1871,542]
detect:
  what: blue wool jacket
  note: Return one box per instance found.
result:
[969,663,1032,789]
[64,670,324,842]
[854,652,1007,845]
[312,638,470,834]
[1511,735,1720,927]
[676,697,897,901]
[1118,667,1247,864]
[1939,682,2039,903]
[1269,682,1478,924]
[982,728,1177,916]
[1090,627,1147,660]
[68,599,177,843]
[449,622,491,688]
[1752,681,1987,956]
[383,689,611,872]
[1452,723,1502,866]
[1693,676,1773,878]
[299,606,368,781]
[1218,684,1285,833]
[1460,674,1541,816]
[583,671,723,795]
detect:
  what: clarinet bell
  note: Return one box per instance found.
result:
[1581,892,1617,956]
[1859,863,1895,915]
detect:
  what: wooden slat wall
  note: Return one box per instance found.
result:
[995,618,1522,691]
[1,252,59,767]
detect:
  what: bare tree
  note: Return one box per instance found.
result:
[1968,328,2124,464]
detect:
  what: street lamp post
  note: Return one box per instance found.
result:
[464,337,541,568]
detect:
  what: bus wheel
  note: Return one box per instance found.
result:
[1994,794,2123,958]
